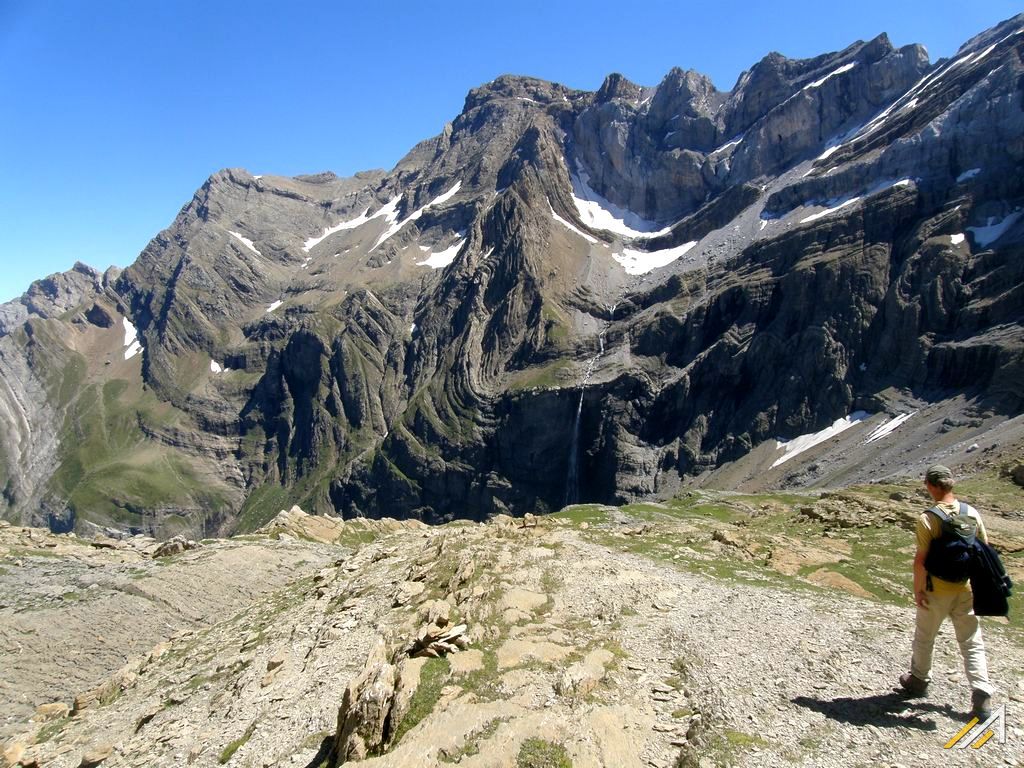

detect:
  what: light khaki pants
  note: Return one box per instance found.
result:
[911,588,994,695]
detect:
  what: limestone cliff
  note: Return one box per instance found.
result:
[1,15,1023,534]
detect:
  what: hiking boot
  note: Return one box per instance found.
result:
[898,672,929,697]
[971,689,992,719]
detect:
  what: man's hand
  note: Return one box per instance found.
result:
[915,590,929,608]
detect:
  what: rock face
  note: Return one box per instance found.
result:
[1,16,1023,534]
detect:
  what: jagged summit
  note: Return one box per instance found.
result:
[1,14,1023,536]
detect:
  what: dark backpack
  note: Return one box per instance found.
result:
[924,502,978,583]
[970,538,1014,617]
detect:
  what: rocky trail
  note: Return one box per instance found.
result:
[2,488,1023,768]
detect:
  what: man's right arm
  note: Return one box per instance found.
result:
[913,548,929,607]
[914,512,932,608]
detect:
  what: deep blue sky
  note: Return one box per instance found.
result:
[1,0,1019,302]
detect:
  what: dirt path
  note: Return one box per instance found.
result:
[552,531,1023,767]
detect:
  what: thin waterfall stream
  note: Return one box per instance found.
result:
[564,303,616,506]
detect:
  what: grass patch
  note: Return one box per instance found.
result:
[439,716,509,763]
[49,374,230,534]
[219,720,257,764]
[235,484,291,534]
[540,568,562,595]
[517,738,572,768]
[390,656,451,747]
[34,717,69,744]
[458,648,502,701]
[508,360,574,391]
[551,504,612,526]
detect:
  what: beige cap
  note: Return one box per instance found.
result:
[925,464,954,484]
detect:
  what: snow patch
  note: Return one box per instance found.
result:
[210,360,223,374]
[816,145,841,162]
[968,43,998,65]
[613,241,697,275]
[549,201,599,244]
[967,212,1021,247]
[266,300,283,313]
[799,197,862,224]
[122,318,143,361]
[416,239,465,269]
[803,61,857,90]
[229,231,263,257]
[253,175,263,180]
[956,168,982,183]
[849,32,1015,146]
[950,233,965,245]
[303,196,403,252]
[864,412,915,443]
[798,179,913,224]
[570,164,671,239]
[409,323,417,334]
[122,317,137,347]
[481,247,495,261]
[772,411,869,468]
[709,136,743,155]
[371,182,462,251]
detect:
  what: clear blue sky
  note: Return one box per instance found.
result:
[1,0,1019,302]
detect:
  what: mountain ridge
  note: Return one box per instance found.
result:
[2,14,1023,536]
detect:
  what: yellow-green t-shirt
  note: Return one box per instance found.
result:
[915,500,988,594]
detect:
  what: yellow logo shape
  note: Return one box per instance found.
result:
[944,705,1006,749]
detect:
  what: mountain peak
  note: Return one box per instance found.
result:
[462,74,573,112]
[596,72,644,102]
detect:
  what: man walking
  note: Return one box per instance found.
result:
[899,464,995,717]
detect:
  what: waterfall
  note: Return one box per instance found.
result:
[564,303,616,506]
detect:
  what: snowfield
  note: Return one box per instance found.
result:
[613,241,697,275]
[570,164,671,239]
[229,231,263,257]
[798,179,913,224]
[772,411,869,468]
[122,318,143,361]
[416,239,465,269]
[372,182,461,252]
[549,201,599,244]
[803,61,857,90]
[967,211,1021,247]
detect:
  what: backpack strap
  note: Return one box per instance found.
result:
[927,505,950,523]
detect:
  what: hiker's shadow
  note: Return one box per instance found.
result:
[791,692,960,731]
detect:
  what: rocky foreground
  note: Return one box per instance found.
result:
[2,479,1023,768]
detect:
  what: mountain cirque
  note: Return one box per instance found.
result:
[1,16,1024,536]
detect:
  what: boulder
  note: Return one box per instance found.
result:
[152,536,199,558]
[33,702,69,722]
[334,639,398,763]
[79,743,113,767]
[393,581,427,607]
[1012,464,1024,488]
[556,648,616,699]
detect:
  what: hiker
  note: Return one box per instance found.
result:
[899,464,995,717]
